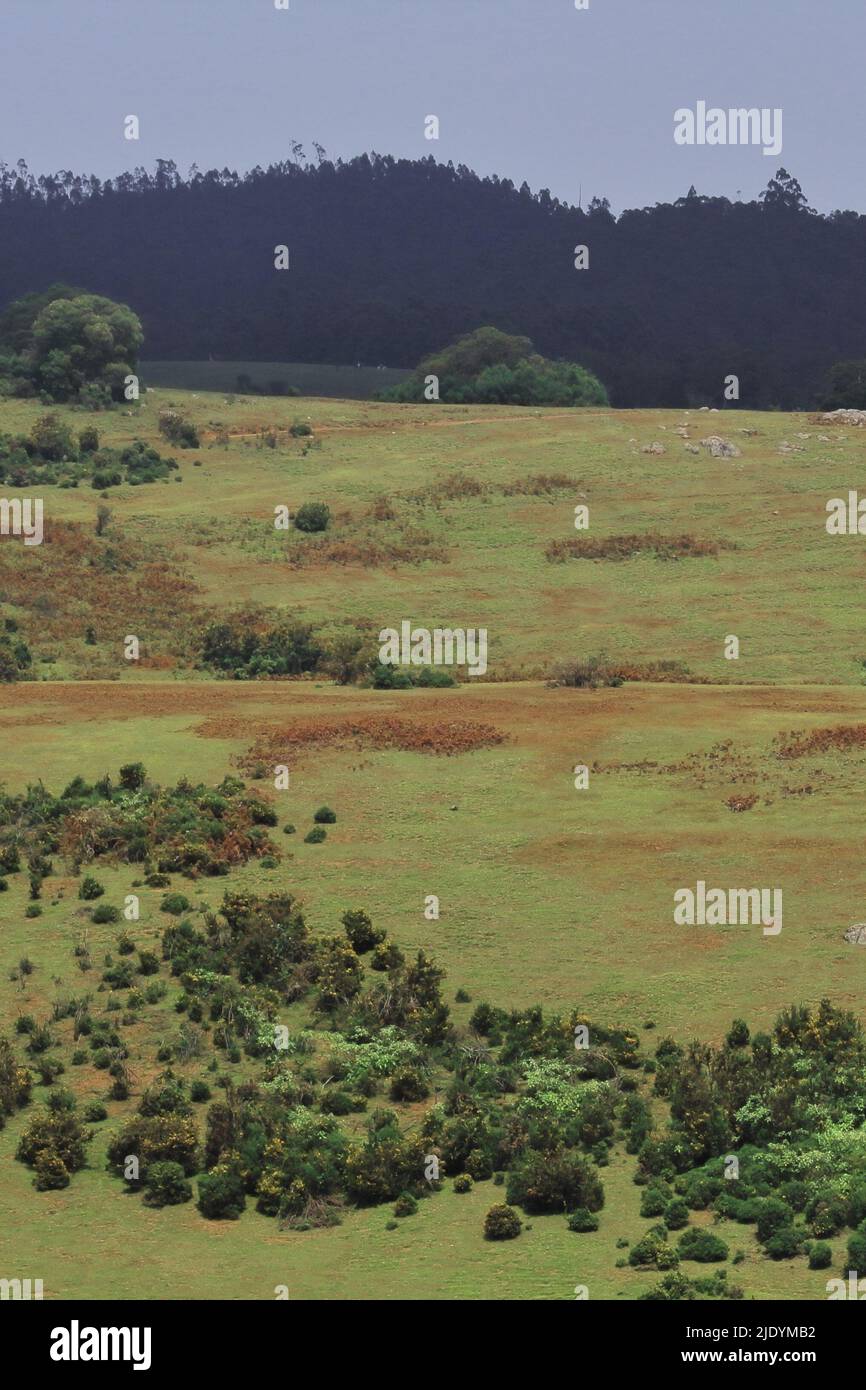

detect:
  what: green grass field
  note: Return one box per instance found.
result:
[2,391,866,1299]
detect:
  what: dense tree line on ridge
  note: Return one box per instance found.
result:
[0,153,861,408]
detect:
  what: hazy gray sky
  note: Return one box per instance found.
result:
[3,0,862,212]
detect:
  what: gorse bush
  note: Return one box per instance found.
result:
[293,502,330,533]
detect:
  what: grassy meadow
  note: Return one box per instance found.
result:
[2,387,866,1299]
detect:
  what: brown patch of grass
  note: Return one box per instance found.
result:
[0,520,200,668]
[725,793,759,812]
[773,725,866,759]
[501,473,578,496]
[220,714,507,768]
[545,532,735,562]
[287,526,448,568]
[409,472,490,504]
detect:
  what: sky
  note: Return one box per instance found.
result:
[2,0,863,213]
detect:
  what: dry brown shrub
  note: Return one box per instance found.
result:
[225,714,506,769]
[501,473,577,496]
[545,533,735,562]
[773,725,866,759]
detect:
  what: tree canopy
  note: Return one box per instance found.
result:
[384,326,608,406]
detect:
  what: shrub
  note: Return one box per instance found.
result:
[91,904,120,924]
[393,1192,418,1218]
[144,1160,193,1208]
[119,762,147,791]
[678,1229,729,1263]
[160,893,190,915]
[808,1241,832,1270]
[294,502,330,533]
[78,876,104,901]
[83,1103,108,1123]
[16,1109,88,1173]
[805,1191,847,1239]
[664,1198,690,1231]
[342,908,384,954]
[629,1227,671,1268]
[190,1080,211,1103]
[304,826,327,844]
[370,938,404,972]
[640,1183,671,1218]
[765,1227,802,1260]
[568,1208,600,1233]
[453,1173,473,1193]
[725,1019,750,1048]
[158,411,199,448]
[389,1068,430,1103]
[484,1204,521,1240]
[33,1149,70,1190]
[755,1198,794,1245]
[314,806,336,824]
[320,1090,352,1116]
[197,1167,246,1219]
[506,1147,604,1215]
[847,1225,866,1271]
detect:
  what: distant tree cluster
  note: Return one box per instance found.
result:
[384,327,608,406]
[0,283,142,406]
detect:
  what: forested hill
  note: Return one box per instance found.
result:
[0,153,861,407]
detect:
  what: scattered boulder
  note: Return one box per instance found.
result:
[844,925,866,945]
[699,435,741,458]
[821,409,866,427]
[642,442,665,456]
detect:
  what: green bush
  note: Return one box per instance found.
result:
[393,1192,418,1218]
[453,1173,473,1193]
[484,1204,521,1240]
[294,502,330,533]
[678,1229,729,1263]
[144,1161,193,1208]
[314,806,336,824]
[506,1147,604,1215]
[808,1241,832,1270]
[304,826,327,844]
[847,1225,866,1271]
[755,1198,794,1245]
[33,1150,70,1190]
[342,908,384,954]
[160,893,191,915]
[765,1227,802,1260]
[197,1167,246,1219]
[640,1183,671,1218]
[389,1068,430,1103]
[567,1208,600,1233]
[78,876,104,901]
[664,1198,690,1231]
[91,904,120,925]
